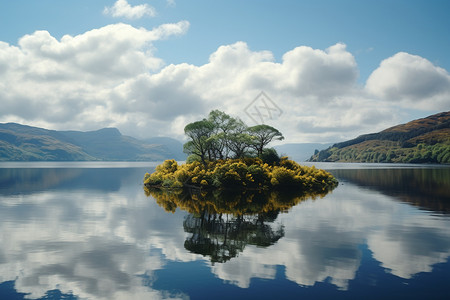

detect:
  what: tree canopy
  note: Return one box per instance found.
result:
[183,120,215,164]
[248,124,284,156]
[183,110,284,164]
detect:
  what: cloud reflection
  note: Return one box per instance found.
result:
[0,168,194,299]
[208,183,450,289]
[0,167,449,298]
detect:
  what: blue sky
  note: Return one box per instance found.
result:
[0,0,449,143]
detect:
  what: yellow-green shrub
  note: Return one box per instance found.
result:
[270,166,299,187]
[156,159,178,174]
[144,158,337,192]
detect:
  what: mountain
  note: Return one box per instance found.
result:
[0,123,185,161]
[274,143,332,162]
[309,111,450,164]
[144,137,187,161]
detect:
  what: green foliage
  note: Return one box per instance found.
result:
[144,158,338,193]
[270,167,298,187]
[311,141,450,164]
[248,124,284,156]
[310,112,450,164]
[259,147,281,165]
[183,110,284,163]
[156,159,178,173]
[246,164,270,188]
[186,154,202,164]
[183,120,215,164]
[146,111,336,193]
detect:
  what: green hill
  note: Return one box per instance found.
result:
[0,123,185,161]
[309,111,450,164]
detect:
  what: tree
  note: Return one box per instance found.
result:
[207,110,236,160]
[227,119,254,159]
[183,111,285,163]
[207,110,254,160]
[248,125,284,157]
[183,120,215,165]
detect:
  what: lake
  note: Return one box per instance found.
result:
[0,162,449,299]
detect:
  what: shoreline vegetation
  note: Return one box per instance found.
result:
[144,157,338,192]
[144,110,337,194]
[309,111,450,164]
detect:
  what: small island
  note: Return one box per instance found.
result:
[144,110,337,192]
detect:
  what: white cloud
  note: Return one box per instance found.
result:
[0,21,189,133]
[166,0,176,7]
[104,0,157,19]
[278,43,359,98]
[366,52,450,110]
[106,41,382,142]
[0,23,447,143]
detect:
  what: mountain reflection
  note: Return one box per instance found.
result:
[0,167,138,194]
[145,187,333,262]
[331,167,450,213]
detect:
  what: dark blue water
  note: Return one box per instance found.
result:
[0,162,449,300]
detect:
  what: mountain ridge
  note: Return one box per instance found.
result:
[309,111,450,164]
[0,123,186,161]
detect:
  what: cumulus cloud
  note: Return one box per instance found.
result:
[106,41,378,141]
[0,22,447,142]
[0,21,189,133]
[103,0,156,19]
[278,43,359,98]
[366,52,450,110]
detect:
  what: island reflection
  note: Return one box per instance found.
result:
[145,187,334,262]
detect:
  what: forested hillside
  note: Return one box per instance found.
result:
[0,123,185,161]
[309,111,450,164]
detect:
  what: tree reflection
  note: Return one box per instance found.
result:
[183,211,284,263]
[145,187,334,263]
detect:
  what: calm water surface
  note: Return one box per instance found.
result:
[0,162,449,299]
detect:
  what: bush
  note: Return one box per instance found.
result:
[144,158,338,192]
[156,159,178,173]
[260,148,280,165]
[186,154,202,164]
[247,164,269,187]
[270,167,299,187]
